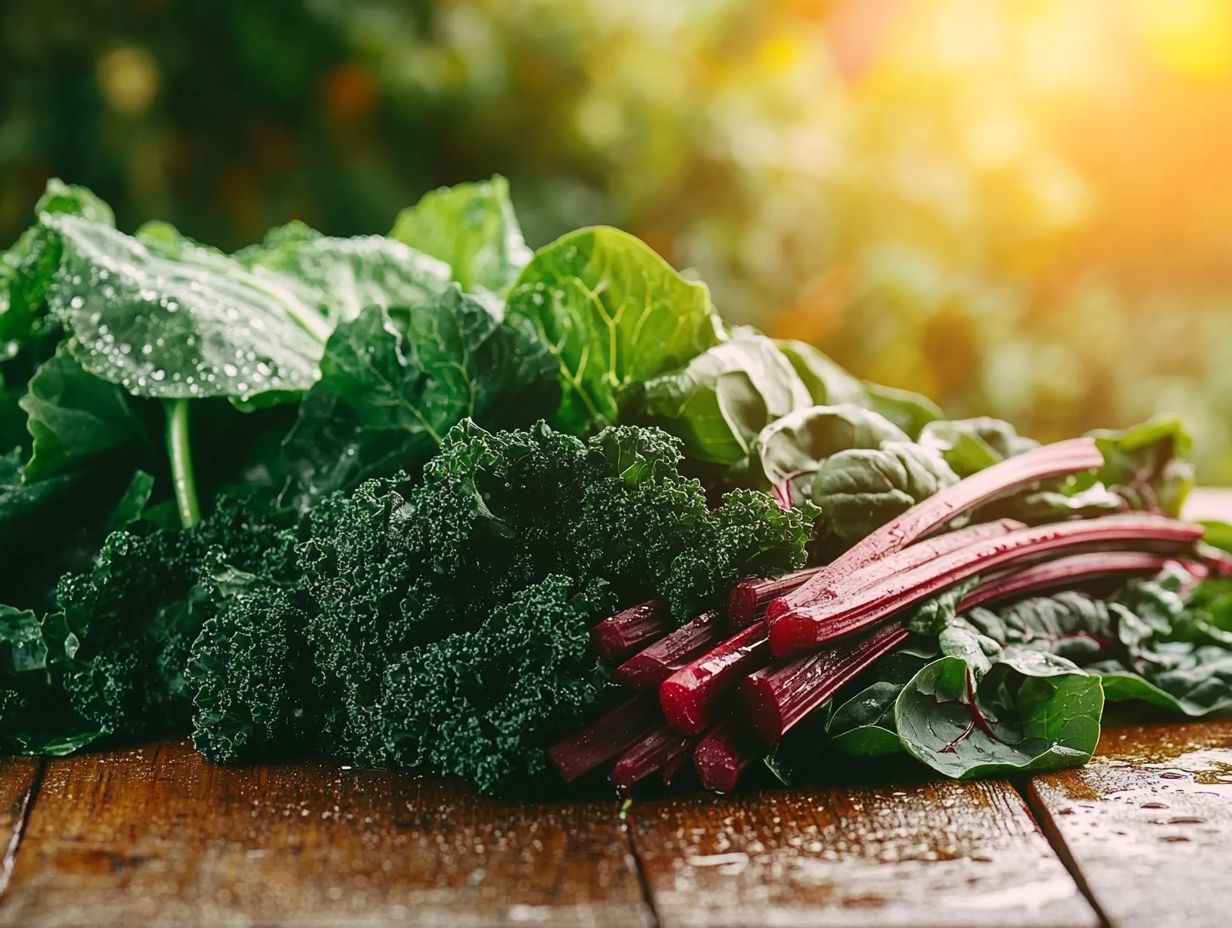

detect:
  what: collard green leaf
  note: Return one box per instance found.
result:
[233,221,453,326]
[507,227,724,432]
[20,344,154,482]
[283,288,557,506]
[639,333,811,473]
[390,176,532,295]
[808,441,958,542]
[894,653,1103,778]
[46,214,329,401]
[755,404,908,498]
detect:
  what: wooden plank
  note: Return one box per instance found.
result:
[0,740,652,928]
[1029,718,1232,928]
[629,776,1098,928]
[0,757,40,900]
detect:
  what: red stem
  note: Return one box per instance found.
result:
[768,516,1203,657]
[659,624,770,736]
[741,621,911,744]
[728,519,1025,628]
[694,719,761,793]
[766,438,1105,620]
[547,695,662,783]
[613,609,724,689]
[958,550,1178,613]
[590,599,669,662]
[610,724,695,790]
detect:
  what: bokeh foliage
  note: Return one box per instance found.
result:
[3,0,1230,481]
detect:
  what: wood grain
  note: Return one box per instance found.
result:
[628,776,1098,928]
[1029,717,1232,928]
[0,757,40,900]
[0,740,652,928]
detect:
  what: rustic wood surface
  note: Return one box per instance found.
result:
[629,776,1096,928]
[1028,718,1232,928]
[0,757,40,899]
[0,741,650,928]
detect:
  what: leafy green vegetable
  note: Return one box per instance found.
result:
[755,404,908,498]
[918,417,1038,477]
[20,344,154,482]
[808,443,958,542]
[390,175,532,295]
[507,227,724,432]
[862,382,944,439]
[1087,417,1194,516]
[639,333,811,474]
[282,289,557,507]
[893,652,1103,778]
[775,340,869,407]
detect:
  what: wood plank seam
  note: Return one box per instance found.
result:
[1016,778,1113,928]
[621,801,662,928]
[0,759,43,902]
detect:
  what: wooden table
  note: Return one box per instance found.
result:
[2,490,1229,928]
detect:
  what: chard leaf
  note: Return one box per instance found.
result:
[894,653,1103,778]
[1087,417,1194,516]
[507,227,724,432]
[827,647,934,757]
[283,288,556,506]
[390,176,531,295]
[756,404,908,499]
[808,441,958,542]
[20,344,154,482]
[639,333,811,473]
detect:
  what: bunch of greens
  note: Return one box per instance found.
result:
[1,176,1229,797]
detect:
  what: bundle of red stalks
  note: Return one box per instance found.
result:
[548,437,1224,792]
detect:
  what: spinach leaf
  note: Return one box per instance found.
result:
[390,176,531,295]
[507,227,724,432]
[282,288,557,506]
[919,417,1038,477]
[808,441,958,542]
[776,340,868,407]
[639,333,811,474]
[862,382,944,439]
[756,404,908,500]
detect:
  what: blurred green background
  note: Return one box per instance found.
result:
[3,0,1230,480]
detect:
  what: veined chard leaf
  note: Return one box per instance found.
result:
[639,333,811,474]
[283,287,556,506]
[507,226,724,432]
[919,417,1039,477]
[893,652,1103,778]
[1087,417,1194,516]
[390,175,531,296]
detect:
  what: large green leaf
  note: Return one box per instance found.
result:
[639,333,811,473]
[507,227,724,432]
[45,215,454,404]
[390,176,531,295]
[1086,417,1194,516]
[775,340,868,407]
[283,288,557,506]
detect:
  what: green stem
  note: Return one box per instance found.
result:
[165,399,201,528]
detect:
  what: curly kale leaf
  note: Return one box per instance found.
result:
[282,289,557,508]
